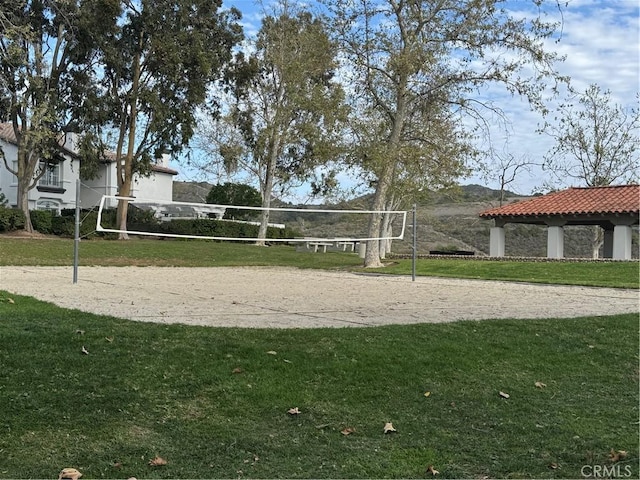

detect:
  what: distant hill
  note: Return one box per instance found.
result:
[428,183,521,204]
[172,181,214,203]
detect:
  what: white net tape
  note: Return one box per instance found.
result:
[96,195,408,243]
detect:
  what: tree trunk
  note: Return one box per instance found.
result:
[257,163,275,245]
[17,175,34,233]
[116,176,133,240]
[116,44,142,240]
[364,165,393,267]
[15,146,39,233]
[591,226,603,259]
[256,172,273,246]
[363,140,405,266]
[257,135,280,246]
[363,73,408,267]
[380,210,394,259]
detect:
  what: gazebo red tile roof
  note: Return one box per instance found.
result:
[480,185,640,220]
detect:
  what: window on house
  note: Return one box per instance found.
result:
[38,161,62,188]
[36,199,61,214]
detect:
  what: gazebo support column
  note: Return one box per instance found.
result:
[613,224,633,260]
[489,224,505,257]
[546,220,566,259]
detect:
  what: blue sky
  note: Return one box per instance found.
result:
[174,0,639,198]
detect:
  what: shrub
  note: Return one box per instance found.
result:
[127,207,161,233]
[157,218,296,241]
[0,207,26,232]
[43,206,298,241]
[29,210,53,234]
[53,206,159,238]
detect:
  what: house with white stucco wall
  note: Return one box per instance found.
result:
[0,123,177,214]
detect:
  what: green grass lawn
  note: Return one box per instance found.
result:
[1,237,638,478]
[0,293,637,479]
[0,237,364,270]
[0,237,638,288]
[372,258,640,288]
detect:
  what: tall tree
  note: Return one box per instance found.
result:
[541,84,639,187]
[196,6,348,245]
[324,0,565,267]
[350,100,474,257]
[99,0,242,239]
[0,0,119,232]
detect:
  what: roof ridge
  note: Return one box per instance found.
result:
[569,184,639,190]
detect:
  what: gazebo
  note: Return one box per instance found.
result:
[479,185,639,260]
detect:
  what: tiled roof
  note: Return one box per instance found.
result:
[0,122,77,156]
[151,164,179,176]
[479,185,640,218]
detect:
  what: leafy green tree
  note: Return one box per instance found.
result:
[97,0,242,239]
[0,0,119,232]
[324,0,566,267]
[197,5,348,245]
[206,182,262,221]
[541,84,639,187]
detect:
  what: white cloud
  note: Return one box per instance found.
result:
[468,0,639,193]
[550,2,639,100]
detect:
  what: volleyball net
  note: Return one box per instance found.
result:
[95,195,408,243]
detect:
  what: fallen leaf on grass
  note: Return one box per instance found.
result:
[535,381,547,389]
[232,367,244,374]
[340,427,356,436]
[287,407,301,415]
[426,465,439,476]
[383,422,396,434]
[149,456,168,467]
[608,449,628,462]
[81,346,89,355]
[499,391,510,399]
[58,468,82,480]
[243,455,260,465]
[424,391,431,397]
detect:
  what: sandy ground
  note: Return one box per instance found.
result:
[1,266,638,328]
